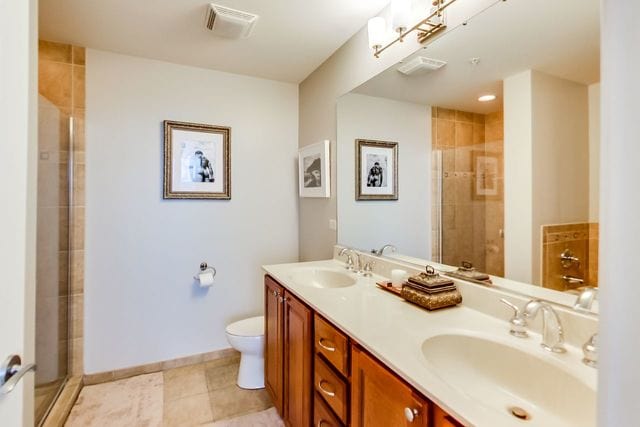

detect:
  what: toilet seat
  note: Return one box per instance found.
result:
[226,315,264,337]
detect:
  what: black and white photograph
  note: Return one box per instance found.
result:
[356,139,398,200]
[298,140,331,198]
[303,155,322,188]
[365,153,387,187]
[164,120,231,199]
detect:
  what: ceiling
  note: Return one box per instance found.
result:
[353,0,600,114]
[39,0,390,83]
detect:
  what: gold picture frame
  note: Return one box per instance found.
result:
[355,139,398,201]
[163,120,231,200]
[472,151,502,201]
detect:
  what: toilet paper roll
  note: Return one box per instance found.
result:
[198,271,215,287]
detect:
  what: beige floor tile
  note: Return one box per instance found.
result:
[163,363,208,402]
[65,373,162,427]
[209,385,272,421]
[204,407,284,427]
[205,363,238,391]
[163,392,213,427]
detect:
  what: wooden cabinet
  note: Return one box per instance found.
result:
[433,405,463,427]
[265,275,313,427]
[283,289,313,427]
[351,345,430,427]
[265,276,284,415]
[265,275,463,427]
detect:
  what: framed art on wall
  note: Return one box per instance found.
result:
[472,151,502,201]
[355,139,398,200]
[298,140,331,198]
[163,120,231,199]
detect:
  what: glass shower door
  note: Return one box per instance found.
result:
[34,95,71,424]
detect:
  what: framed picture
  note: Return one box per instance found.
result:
[356,139,398,201]
[163,120,231,200]
[298,140,331,198]
[472,151,502,200]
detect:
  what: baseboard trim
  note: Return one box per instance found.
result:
[83,347,238,385]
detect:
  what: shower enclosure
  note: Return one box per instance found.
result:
[34,95,74,424]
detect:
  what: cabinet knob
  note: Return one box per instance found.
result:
[404,407,418,422]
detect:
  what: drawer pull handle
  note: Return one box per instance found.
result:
[318,338,336,352]
[404,407,419,422]
[318,379,336,397]
[317,421,329,427]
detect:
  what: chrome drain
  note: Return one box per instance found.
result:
[508,406,531,421]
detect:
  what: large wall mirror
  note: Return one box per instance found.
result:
[337,0,600,299]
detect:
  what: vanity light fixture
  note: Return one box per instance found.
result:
[478,94,497,102]
[368,0,457,58]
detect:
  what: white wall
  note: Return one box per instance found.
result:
[336,94,431,258]
[85,50,299,373]
[599,0,640,423]
[588,83,600,222]
[531,70,590,284]
[298,0,497,261]
[504,70,590,284]
[504,71,534,283]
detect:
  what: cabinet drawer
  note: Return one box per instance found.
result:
[433,404,463,427]
[315,355,348,424]
[315,314,349,376]
[314,392,344,427]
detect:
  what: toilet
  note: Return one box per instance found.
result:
[225,315,265,389]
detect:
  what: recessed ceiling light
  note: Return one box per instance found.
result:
[478,94,496,102]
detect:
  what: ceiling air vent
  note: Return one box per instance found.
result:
[397,56,447,76]
[206,3,259,39]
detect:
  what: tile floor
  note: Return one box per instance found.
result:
[65,354,280,426]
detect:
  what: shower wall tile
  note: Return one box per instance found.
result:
[432,106,504,275]
[39,61,73,109]
[39,40,72,63]
[70,250,84,295]
[72,46,86,66]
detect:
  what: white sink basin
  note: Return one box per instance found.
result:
[421,334,596,426]
[289,267,357,289]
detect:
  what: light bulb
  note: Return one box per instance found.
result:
[391,0,411,33]
[368,17,386,49]
[478,94,497,102]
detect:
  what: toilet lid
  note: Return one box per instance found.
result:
[226,315,264,337]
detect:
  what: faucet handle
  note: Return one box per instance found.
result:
[345,254,354,271]
[362,261,375,277]
[582,333,598,368]
[500,299,529,338]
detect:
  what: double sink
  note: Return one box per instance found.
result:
[283,265,596,426]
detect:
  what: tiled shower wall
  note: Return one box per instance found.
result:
[541,223,599,291]
[431,107,504,276]
[38,40,85,375]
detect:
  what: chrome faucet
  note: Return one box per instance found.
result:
[500,299,528,338]
[338,248,362,273]
[582,333,598,368]
[574,287,598,312]
[523,300,566,353]
[371,244,397,256]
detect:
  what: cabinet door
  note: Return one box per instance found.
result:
[351,345,429,427]
[283,290,313,427]
[265,276,284,415]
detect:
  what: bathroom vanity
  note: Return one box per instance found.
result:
[263,251,597,427]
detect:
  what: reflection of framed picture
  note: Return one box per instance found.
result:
[356,139,398,201]
[298,140,330,198]
[163,120,231,199]
[472,151,502,200]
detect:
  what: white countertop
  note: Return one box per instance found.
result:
[263,259,597,427]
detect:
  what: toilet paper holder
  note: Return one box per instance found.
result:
[194,262,217,281]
